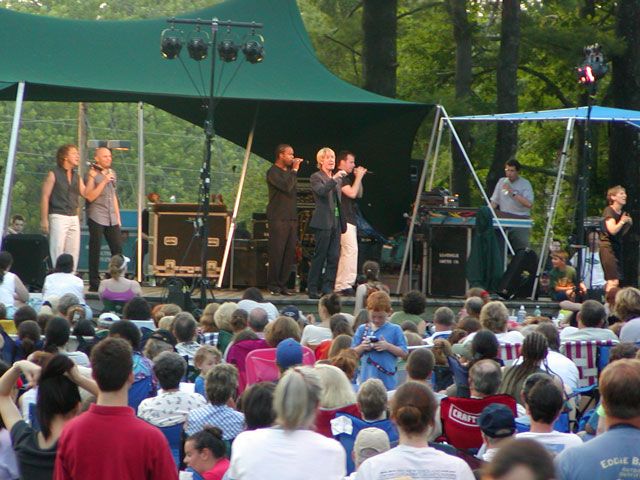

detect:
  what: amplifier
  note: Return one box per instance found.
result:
[222,239,268,288]
[151,204,230,278]
[3,234,50,291]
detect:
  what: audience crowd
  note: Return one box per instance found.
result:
[0,254,637,480]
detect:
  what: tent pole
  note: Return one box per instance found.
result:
[427,115,445,191]
[396,106,442,295]
[531,118,575,299]
[216,108,259,289]
[0,82,25,248]
[136,102,145,283]
[440,106,514,256]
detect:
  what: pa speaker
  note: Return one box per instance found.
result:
[3,234,50,291]
[497,249,538,299]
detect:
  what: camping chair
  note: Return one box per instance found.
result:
[497,343,522,367]
[128,375,154,412]
[440,394,517,451]
[159,423,184,468]
[0,329,16,364]
[244,347,315,386]
[560,340,615,430]
[332,413,399,475]
[446,356,470,398]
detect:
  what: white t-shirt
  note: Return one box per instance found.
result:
[512,350,579,392]
[0,272,17,308]
[559,327,619,343]
[515,430,583,455]
[490,176,534,216]
[42,272,85,303]
[236,299,279,321]
[61,349,91,368]
[138,390,207,427]
[463,330,524,345]
[301,324,332,346]
[356,444,475,480]
[228,427,346,480]
[570,250,605,288]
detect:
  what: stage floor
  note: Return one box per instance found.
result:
[83,285,561,317]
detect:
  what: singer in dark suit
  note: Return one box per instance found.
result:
[307,147,346,299]
[266,144,304,295]
[84,147,122,291]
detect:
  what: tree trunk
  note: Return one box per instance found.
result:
[362,0,397,97]
[610,0,640,287]
[447,0,472,203]
[487,0,520,195]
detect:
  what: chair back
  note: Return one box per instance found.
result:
[159,423,184,468]
[0,329,16,364]
[128,375,154,412]
[101,299,126,315]
[244,347,315,386]
[560,340,616,388]
[497,343,522,367]
[332,413,399,475]
[440,394,517,451]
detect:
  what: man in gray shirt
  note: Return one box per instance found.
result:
[490,158,534,252]
[85,147,122,291]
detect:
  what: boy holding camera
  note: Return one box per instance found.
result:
[352,291,408,389]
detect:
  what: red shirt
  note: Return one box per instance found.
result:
[54,404,177,480]
[202,457,230,480]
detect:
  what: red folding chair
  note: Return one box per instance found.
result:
[440,394,517,451]
[244,347,315,386]
[561,340,615,388]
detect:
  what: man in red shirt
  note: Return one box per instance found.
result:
[54,337,177,480]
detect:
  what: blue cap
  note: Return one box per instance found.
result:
[276,338,303,370]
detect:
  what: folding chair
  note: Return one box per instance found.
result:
[440,394,517,451]
[128,376,154,412]
[497,343,522,367]
[561,340,615,430]
[332,412,399,475]
[159,422,184,468]
[446,356,470,398]
[244,347,315,386]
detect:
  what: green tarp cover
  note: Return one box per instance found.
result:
[0,0,431,232]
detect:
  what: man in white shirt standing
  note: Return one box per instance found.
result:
[571,231,606,295]
[490,159,534,252]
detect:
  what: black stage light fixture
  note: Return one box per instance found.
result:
[218,38,239,62]
[160,27,183,59]
[577,43,608,86]
[242,39,264,64]
[187,29,210,61]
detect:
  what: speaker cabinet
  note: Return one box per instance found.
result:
[223,239,268,288]
[151,204,229,278]
[427,226,471,297]
[3,234,51,291]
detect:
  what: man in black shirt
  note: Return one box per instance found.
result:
[334,151,366,295]
[266,144,303,295]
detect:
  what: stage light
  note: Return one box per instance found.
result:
[187,29,210,61]
[218,39,239,62]
[577,43,608,85]
[160,28,183,59]
[242,31,264,64]
[242,39,264,64]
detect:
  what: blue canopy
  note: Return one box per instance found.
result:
[450,105,640,128]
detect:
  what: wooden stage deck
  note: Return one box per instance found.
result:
[83,285,562,317]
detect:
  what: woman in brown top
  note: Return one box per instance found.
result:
[600,185,632,292]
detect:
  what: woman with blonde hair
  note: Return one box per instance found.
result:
[98,254,141,304]
[213,302,237,354]
[307,147,348,299]
[617,287,640,343]
[228,366,346,479]
[314,364,361,437]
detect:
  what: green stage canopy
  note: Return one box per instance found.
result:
[0,0,431,233]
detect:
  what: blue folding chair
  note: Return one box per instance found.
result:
[128,376,154,412]
[159,423,184,468]
[333,413,399,475]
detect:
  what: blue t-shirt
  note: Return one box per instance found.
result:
[194,375,205,397]
[351,322,408,390]
[556,424,640,480]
